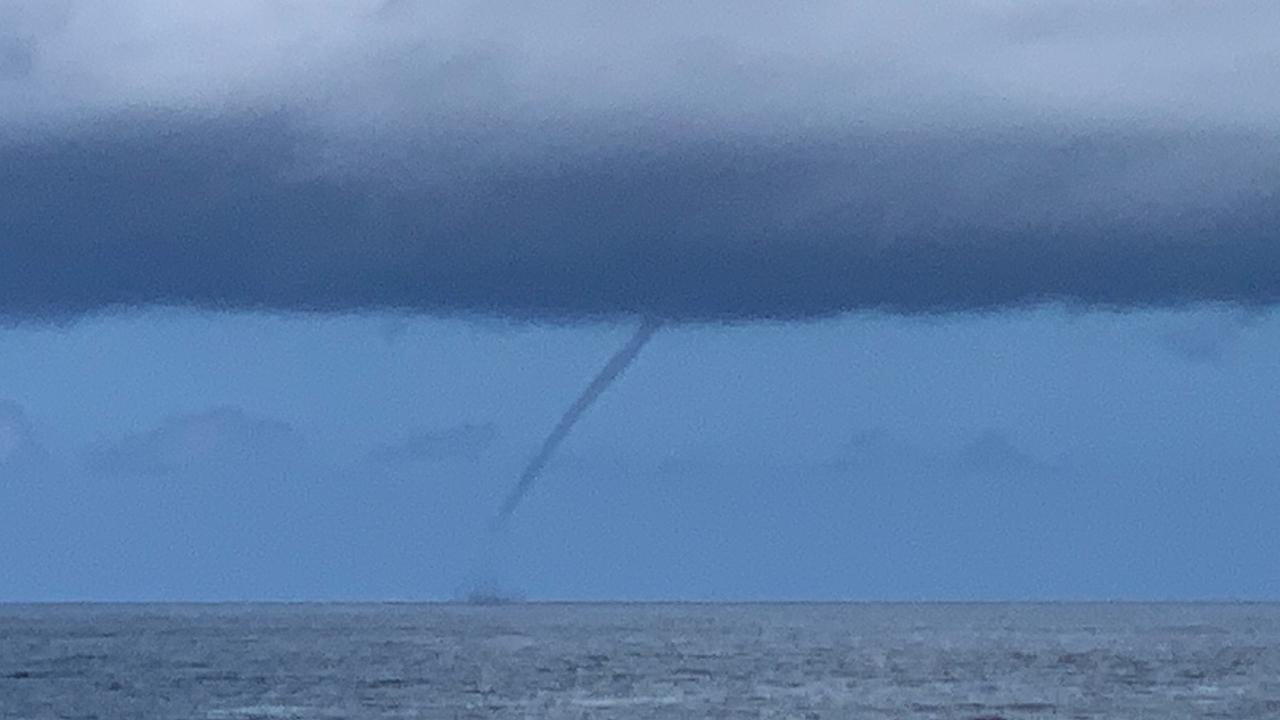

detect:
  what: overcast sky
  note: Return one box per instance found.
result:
[2,1,1279,600]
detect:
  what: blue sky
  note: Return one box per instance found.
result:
[3,307,1277,601]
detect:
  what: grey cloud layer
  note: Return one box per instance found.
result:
[5,1,1279,130]
[3,2,1279,321]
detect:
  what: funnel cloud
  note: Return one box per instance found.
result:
[495,319,660,524]
[2,2,1279,322]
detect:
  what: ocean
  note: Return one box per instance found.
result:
[2,602,1278,719]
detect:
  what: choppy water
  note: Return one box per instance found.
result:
[2,603,1279,719]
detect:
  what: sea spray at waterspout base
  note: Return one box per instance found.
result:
[460,525,524,604]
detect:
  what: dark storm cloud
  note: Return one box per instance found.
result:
[84,406,303,478]
[3,2,1279,322]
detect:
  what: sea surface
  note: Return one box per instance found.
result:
[2,603,1279,719]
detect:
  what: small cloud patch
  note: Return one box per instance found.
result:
[84,406,302,478]
[1155,310,1260,365]
[366,422,497,465]
[0,400,42,467]
[827,427,1068,481]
